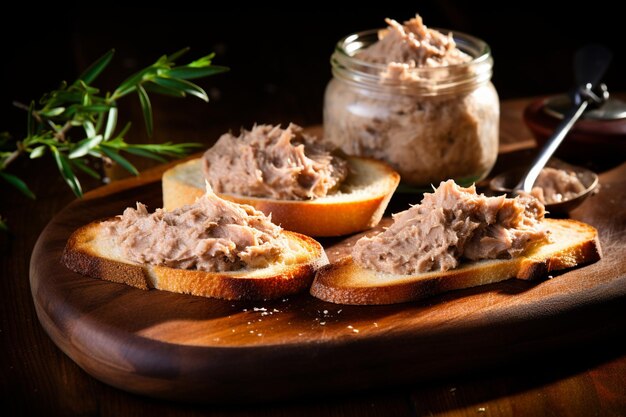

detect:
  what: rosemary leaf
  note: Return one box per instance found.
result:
[80,104,112,112]
[122,147,167,163]
[29,146,46,159]
[83,121,96,139]
[136,85,153,137]
[117,122,132,139]
[153,77,208,102]
[70,158,101,180]
[114,67,157,99]
[45,91,82,108]
[166,47,191,63]
[135,142,202,155]
[78,49,115,84]
[144,82,186,98]
[39,107,66,117]
[69,135,103,159]
[52,147,82,197]
[78,80,100,95]
[0,172,36,199]
[100,146,139,176]
[165,65,229,80]
[104,108,118,140]
[188,53,216,68]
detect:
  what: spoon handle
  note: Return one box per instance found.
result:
[515,99,588,193]
[514,44,612,194]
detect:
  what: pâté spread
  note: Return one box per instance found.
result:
[531,167,586,204]
[202,123,348,200]
[352,180,548,275]
[103,186,288,272]
[356,15,472,80]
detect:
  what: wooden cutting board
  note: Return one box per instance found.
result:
[30,161,626,403]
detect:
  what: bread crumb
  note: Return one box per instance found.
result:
[249,330,254,334]
[257,333,263,337]
[478,407,486,412]
[347,325,360,333]
[323,310,329,314]
[320,322,326,325]
[373,322,378,327]
[338,309,342,314]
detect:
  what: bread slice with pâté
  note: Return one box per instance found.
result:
[62,187,329,301]
[310,218,601,305]
[162,156,400,237]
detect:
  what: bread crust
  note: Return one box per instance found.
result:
[162,157,400,237]
[310,219,602,305]
[62,221,328,301]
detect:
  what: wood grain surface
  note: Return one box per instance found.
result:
[29,155,626,403]
[4,98,626,416]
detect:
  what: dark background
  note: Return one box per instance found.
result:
[2,3,623,149]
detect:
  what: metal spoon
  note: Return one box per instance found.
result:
[490,44,611,214]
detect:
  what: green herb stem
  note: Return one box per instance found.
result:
[0,48,227,231]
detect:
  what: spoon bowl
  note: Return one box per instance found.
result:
[489,160,598,216]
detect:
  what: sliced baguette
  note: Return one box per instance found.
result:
[62,220,328,301]
[162,156,400,237]
[310,219,602,305]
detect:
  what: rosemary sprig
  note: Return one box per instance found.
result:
[0,48,228,229]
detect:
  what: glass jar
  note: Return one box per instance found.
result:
[323,29,499,187]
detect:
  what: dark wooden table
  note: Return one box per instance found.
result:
[2,98,625,416]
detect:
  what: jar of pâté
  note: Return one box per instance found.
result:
[323,15,499,186]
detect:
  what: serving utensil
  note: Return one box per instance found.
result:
[490,44,610,214]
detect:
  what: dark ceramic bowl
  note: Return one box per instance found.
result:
[489,159,599,216]
[523,95,626,164]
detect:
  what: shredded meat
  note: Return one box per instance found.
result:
[356,15,472,81]
[202,123,348,200]
[102,185,287,272]
[352,180,548,274]
[531,167,586,204]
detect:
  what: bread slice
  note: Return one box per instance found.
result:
[310,219,601,305]
[62,220,328,301]
[162,156,400,237]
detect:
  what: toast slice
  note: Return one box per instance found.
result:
[162,156,400,237]
[310,219,601,305]
[62,221,328,301]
